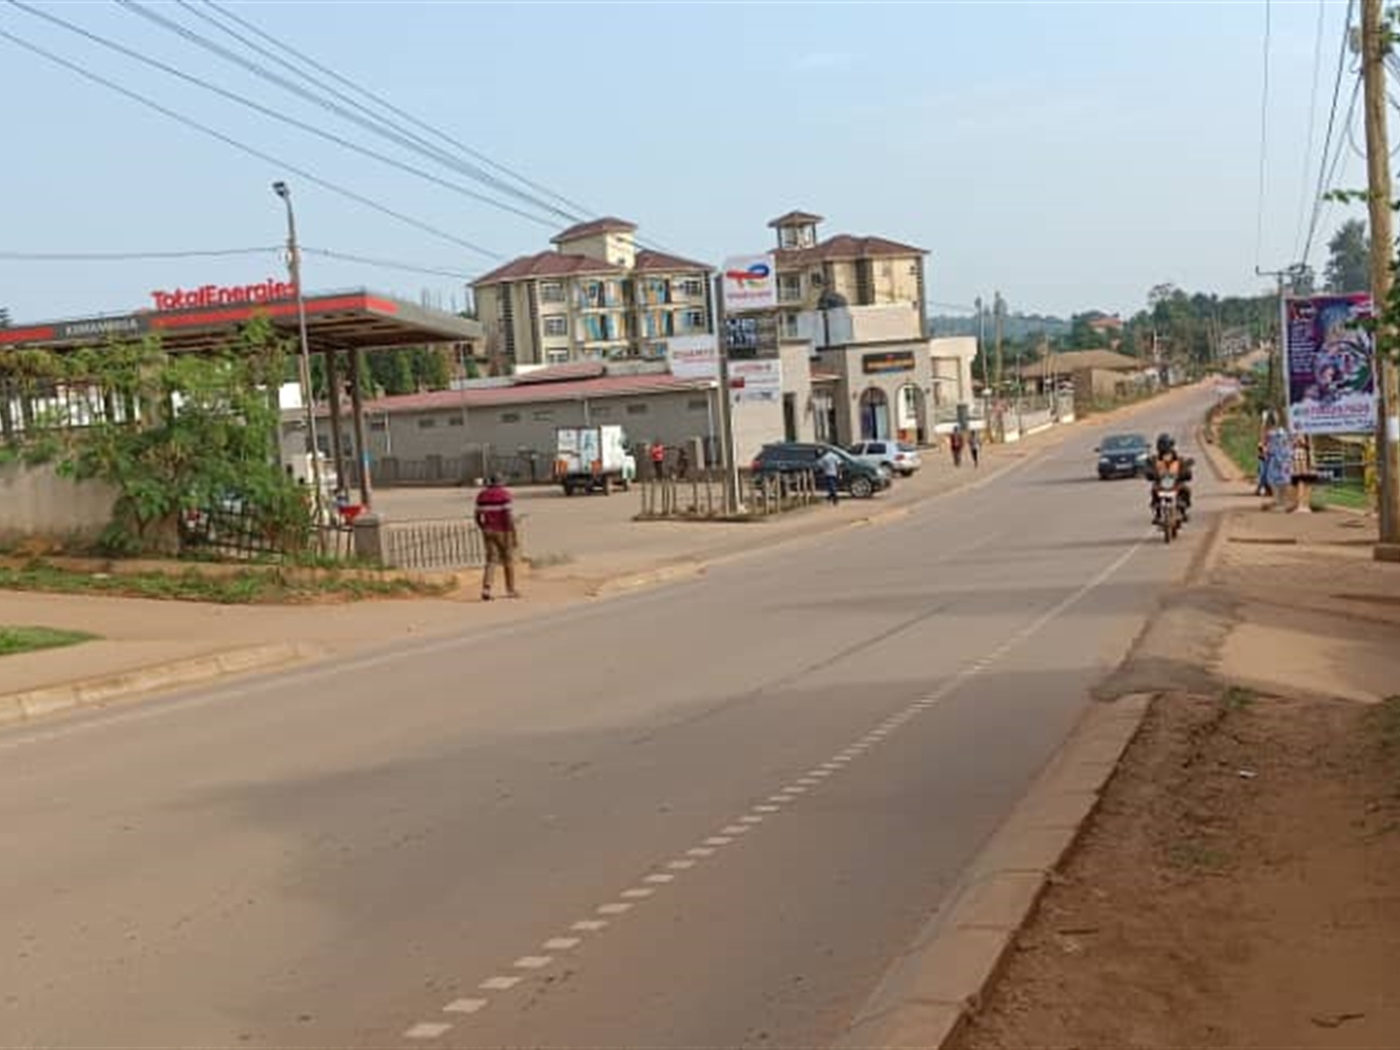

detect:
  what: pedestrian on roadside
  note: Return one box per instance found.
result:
[1290,433,1318,514]
[676,445,690,481]
[650,439,666,481]
[950,427,965,468]
[817,446,842,505]
[1255,439,1271,497]
[968,428,981,468]
[474,474,520,601]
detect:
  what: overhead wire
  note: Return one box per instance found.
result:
[5,0,561,231]
[0,22,504,260]
[0,246,277,261]
[1301,0,1360,268]
[1292,0,1330,262]
[197,0,597,221]
[1253,0,1273,270]
[118,0,583,226]
[301,248,477,281]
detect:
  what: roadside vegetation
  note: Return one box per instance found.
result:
[0,624,96,657]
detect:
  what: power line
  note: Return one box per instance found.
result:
[198,0,597,221]
[0,246,277,261]
[302,248,477,281]
[6,0,560,231]
[0,22,503,260]
[1308,74,1363,269]
[118,0,582,227]
[1302,0,1360,267]
[1292,0,1330,261]
[1254,0,1273,270]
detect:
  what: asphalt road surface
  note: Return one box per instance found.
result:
[0,390,1219,1049]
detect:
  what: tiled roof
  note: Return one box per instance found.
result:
[633,249,713,274]
[551,217,638,244]
[776,233,926,266]
[768,210,825,228]
[1015,349,1148,377]
[472,251,622,287]
[359,373,711,414]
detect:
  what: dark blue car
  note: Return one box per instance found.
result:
[1096,433,1150,480]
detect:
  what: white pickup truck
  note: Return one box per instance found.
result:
[554,425,637,496]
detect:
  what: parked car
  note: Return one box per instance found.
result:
[751,442,891,499]
[847,440,922,477]
[1096,432,1151,480]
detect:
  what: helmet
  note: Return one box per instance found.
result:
[1156,433,1175,456]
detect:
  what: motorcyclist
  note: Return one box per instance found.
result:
[1145,433,1193,521]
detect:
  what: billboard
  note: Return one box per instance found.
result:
[729,359,782,403]
[666,335,719,380]
[1283,294,1377,435]
[722,314,780,359]
[721,254,777,313]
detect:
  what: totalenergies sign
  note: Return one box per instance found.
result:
[721,253,777,313]
[149,278,297,312]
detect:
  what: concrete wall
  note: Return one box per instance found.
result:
[0,462,117,542]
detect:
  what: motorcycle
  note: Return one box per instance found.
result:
[1154,475,1183,543]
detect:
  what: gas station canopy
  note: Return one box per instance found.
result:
[0,288,482,354]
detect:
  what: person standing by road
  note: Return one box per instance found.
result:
[817,446,842,505]
[968,428,981,468]
[475,475,520,601]
[649,440,666,481]
[950,428,965,468]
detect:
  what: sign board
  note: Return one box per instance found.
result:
[721,254,777,313]
[729,359,782,403]
[1282,294,1377,435]
[862,349,917,375]
[666,335,720,380]
[150,279,298,312]
[722,314,780,359]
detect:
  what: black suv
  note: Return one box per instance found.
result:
[751,442,890,499]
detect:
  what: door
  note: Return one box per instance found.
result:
[782,393,798,442]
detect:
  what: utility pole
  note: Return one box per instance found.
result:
[1256,264,1301,420]
[273,180,324,517]
[1361,0,1400,556]
[993,291,1005,394]
[712,273,740,514]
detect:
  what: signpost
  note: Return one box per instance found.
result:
[715,253,780,512]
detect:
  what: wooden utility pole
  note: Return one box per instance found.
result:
[993,291,1005,393]
[1361,0,1400,556]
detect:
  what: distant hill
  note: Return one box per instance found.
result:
[927,313,1071,341]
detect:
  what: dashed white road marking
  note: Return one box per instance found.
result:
[405,1022,452,1039]
[399,534,1147,1042]
[444,999,488,1015]
[479,976,521,991]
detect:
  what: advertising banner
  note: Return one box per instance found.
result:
[1283,294,1377,435]
[666,335,720,380]
[721,254,777,313]
[729,359,782,403]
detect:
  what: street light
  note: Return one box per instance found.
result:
[272,180,324,515]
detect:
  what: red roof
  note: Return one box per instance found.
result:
[768,210,825,228]
[473,250,622,287]
[361,373,711,414]
[776,233,926,266]
[551,217,638,244]
[633,248,713,274]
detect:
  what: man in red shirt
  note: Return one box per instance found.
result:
[649,440,666,481]
[474,475,520,601]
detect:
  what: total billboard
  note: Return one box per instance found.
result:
[721,254,777,313]
[1283,294,1378,435]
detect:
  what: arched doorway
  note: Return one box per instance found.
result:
[859,388,890,441]
[896,383,927,445]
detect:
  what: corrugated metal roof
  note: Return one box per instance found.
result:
[359,373,713,414]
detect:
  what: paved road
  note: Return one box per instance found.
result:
[0,391,1217,1049]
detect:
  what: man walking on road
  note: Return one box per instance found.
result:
[475,475,520,601]
[968,428,981,467]
[950,427,965,468]
[818,446,841,505]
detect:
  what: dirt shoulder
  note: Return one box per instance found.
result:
[951,503,1400,1049]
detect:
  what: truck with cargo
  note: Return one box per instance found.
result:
[554,425,637,496]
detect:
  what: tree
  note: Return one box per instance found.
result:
[1325,218,1370,293]
[0,307,10,327]
[411,346,453,391]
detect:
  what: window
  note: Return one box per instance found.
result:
[546,348,570,365]
[501,412,521,423]
[680,277,704,298]
[626,403,648,416]
[543,316,568,337]
[417,417,436,429]
[592,405,612,417]
[448,414,465,427]
[369,418,387,432]
[778,272,803,302]
[533,410,554,422]
[683,309,706,332]
[687,398,709,412]
[539,282,565,303]
[782,312,800,338]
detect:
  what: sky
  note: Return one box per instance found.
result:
[0,0,1372,324]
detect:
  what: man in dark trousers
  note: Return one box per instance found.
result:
[649,440,666,481]
[475,475,520,601]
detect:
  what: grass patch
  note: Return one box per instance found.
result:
[1315,481,1371,512]
[0,625,97,656]
[1217,410,1259,477]
[0,561,451,605]
[1222,685,1257,712]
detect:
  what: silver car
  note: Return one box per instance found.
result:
[847,440,922,477]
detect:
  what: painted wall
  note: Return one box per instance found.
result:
[0,462,117,542]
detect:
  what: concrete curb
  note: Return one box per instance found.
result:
[834,693,1155,1050]
[0,642,316,728]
